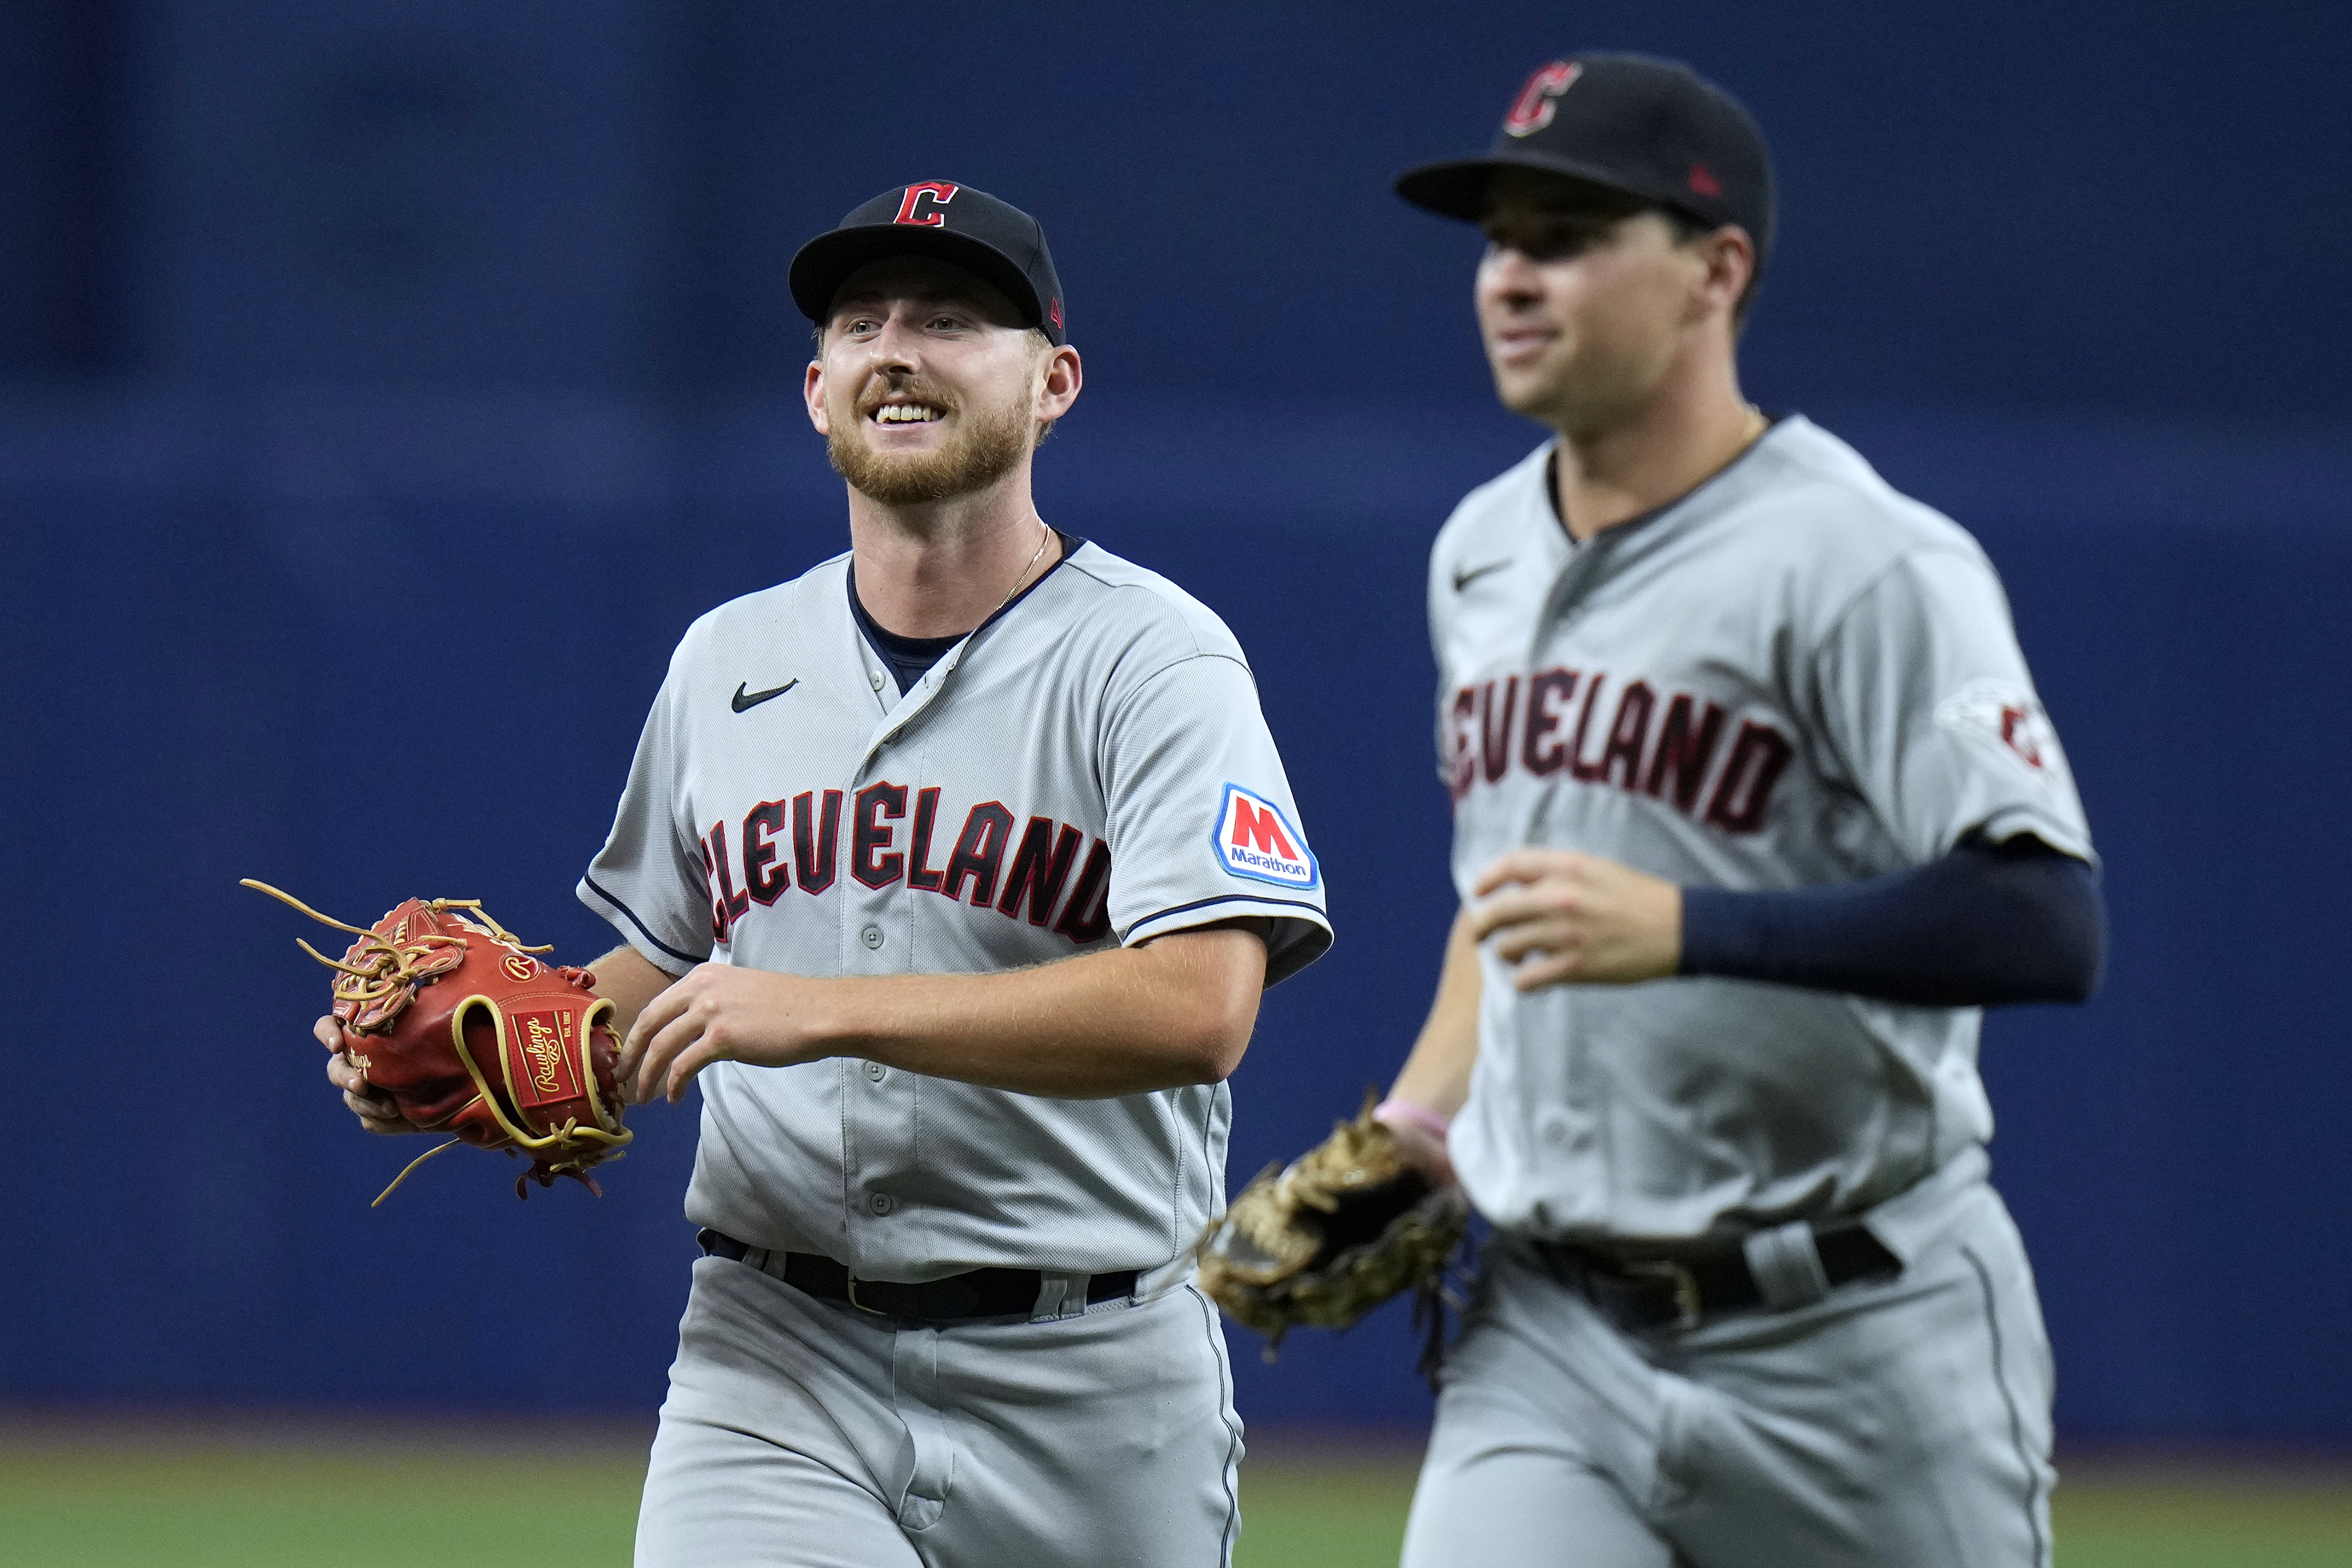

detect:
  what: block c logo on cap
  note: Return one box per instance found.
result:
[894,181,959,227]
[1212,783,1319,890]
[1504,60,1581,137]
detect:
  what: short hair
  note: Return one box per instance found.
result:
[1660,207,1762,328]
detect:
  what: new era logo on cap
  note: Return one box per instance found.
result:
[1212,784,1318,890]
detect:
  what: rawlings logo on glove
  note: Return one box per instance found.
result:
[245,880,632,1205]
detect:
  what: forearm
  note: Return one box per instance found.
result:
[588,944,679,1035]
[833,928,1266,1098]
[620,922,1273,1105]
[1388,906,1481,1118]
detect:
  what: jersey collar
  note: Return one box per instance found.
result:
[1541,412,1791,544]
[842,532,1090,758]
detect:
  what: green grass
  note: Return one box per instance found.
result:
[0,1438,644,1568]
[2046,1471,2352,1568]
[0,1428,2346,1566]
[1239,1459,1424,1567]
[1236,1457,2352,1567]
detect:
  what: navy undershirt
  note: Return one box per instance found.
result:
[849,590,964,696]
[1677,834,2106,1006]
[847,533,1075,695]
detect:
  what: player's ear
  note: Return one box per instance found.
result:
[1035,343,1082,426]
[804,357,830,436]
[1690,226,1754,326]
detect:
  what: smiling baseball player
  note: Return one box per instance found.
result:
[325,181,1329,1567]
[1367,55,2107,1567]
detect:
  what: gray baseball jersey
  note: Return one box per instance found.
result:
[581,539,1331,1280]
[1431,416,2093,1242]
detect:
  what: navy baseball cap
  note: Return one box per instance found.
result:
[790,182,1068,345]
[1397,53,1774,268]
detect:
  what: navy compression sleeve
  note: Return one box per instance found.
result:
[1677,835,2106,1006]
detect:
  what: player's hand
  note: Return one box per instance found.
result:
[317,1015,427,1135]
[619,964,837,1105]
[1468,849,1682,990]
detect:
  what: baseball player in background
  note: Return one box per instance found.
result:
[323,182,1332,1566]
[1370,55,2105,1567]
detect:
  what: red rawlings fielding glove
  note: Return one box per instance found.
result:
[247,881,632,1204]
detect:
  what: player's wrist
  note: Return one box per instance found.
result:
[1373,1097,1453,1141]
[1373,1098,1461,1190]
[790,972,879,1066]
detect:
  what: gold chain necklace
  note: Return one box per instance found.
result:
[989,520,1052,621]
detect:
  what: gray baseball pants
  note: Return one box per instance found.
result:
[634,1254,1243,1568]
[1402,1154,2055,1568]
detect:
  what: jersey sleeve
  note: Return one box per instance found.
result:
[1427,552,1460,787]
[1098,652,1334,987]
[1809,546,2095,865]
[577,668,715,977]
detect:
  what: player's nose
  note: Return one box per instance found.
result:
[858,319,925,370]
[1478,246,1549,300]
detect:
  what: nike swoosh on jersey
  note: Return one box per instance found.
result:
[731,679,799,713]
[1453,558,1514,592]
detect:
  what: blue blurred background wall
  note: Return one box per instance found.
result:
[3,2,2347,1447]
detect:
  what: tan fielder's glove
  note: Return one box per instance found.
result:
[1194,1093,1469,1360]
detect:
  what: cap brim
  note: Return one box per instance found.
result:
[788,225,1047,332]
[1395,151,1679,223]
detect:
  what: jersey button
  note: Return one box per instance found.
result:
[1541,1117,1574,1148]
[861,925,885,950]
[869,669,886,691]
[864,1060,887,1082]
[869,1192,897,1216]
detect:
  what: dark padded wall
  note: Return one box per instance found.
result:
[2,1,2346,1444]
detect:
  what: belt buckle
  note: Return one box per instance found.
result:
[844,1275,891,1317]
[1621,1259,1703,1332]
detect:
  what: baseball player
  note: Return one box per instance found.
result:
[1368,55,2106,1567]
[324,182,1331,1567]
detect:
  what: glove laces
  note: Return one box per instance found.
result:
[240,879,549,1029]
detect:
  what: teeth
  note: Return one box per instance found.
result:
[874,404,942,424]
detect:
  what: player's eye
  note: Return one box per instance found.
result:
[1481,211,1622,263]
[1487,227,1592,263]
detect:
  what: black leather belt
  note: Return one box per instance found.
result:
[1537,1223,1901,1333]
[698,1230,1138,1324]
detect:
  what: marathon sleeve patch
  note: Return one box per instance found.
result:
[1096,652,1330,986]
[1212,783,1319,890]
